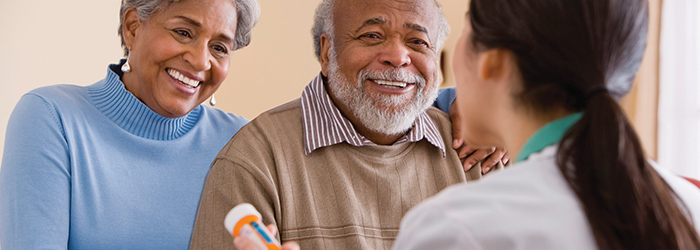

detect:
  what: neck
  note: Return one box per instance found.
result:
[354,122,404,145]
[503,107,574,161]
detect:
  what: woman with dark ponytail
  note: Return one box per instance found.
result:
[393,0,700,249]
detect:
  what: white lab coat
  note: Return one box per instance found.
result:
[393,146,700,250]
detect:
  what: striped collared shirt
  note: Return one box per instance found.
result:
[300,73,446,156]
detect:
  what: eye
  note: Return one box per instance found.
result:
[409,38,430,48]
[173,29,192,38]
[363,33,381,39]
[211,44,229,56]
[359,32,383,43]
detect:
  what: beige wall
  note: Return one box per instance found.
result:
[0,0,660,166]
[217,0,468,119]
[619,0,661,160]
[0,0,470,163]
[0,0,123,164]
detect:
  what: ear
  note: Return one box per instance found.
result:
[320,33,331,77]
[122,8,142,50]
[476,49,514,82]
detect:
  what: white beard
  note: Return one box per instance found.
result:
[326,47,439,136]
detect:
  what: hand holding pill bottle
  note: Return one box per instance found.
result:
[225,203,282,250]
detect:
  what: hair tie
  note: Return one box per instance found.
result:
[584,86,609,103]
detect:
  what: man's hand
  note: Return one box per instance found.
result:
[449,102,509,174]
[233,224,300,250]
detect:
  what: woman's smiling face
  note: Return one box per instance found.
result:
[121,0,237,118]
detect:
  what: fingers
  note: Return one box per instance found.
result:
[282,242,301,250]
[453,138,464,150]
[481,147,506,174]
[458,144,477,159]
[269,224,300,250]
[459,144,477,171]
[501,150,510,166]
[233,224,283,250]
[449,101,464,150]
[234,236,300,250]
[266,224,278,235]
[462,147,495,172]
[234,236,265,250]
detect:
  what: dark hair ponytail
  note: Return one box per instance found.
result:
[561,93,700,249]
[469,0,700,249]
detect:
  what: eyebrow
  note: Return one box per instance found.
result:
[173,16,235,46]
[404,23,428,35]
[355,17,390,33]
[174,15,201,28]
[354,16,429,36]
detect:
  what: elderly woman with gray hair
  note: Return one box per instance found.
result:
[0,0,259,248]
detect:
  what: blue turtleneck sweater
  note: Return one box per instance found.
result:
[0,63,248,249]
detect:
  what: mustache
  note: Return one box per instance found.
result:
[357,68,426,88]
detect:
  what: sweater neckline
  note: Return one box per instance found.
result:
[351,140,415,159]
[86,61,201,141]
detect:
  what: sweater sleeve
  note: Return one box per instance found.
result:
[432,87,456,114]
[190,125,281,250]
[0,94,72,250]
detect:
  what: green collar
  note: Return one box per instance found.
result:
[515,113,582,163]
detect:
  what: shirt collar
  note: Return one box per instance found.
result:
[300,73,446,156]
[516,112,582,163]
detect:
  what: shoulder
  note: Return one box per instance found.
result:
[266,98,302,116]
[424,106,452,136]
[247,99,302,129]
[216,99,302,158]
[651,162,700,227]
[451,147,573,203]
[23,84,89,107]
[425,106,450,123]
[198,105,249,132]
[395,201,479,249]
[399,150,594,249]
[9,84,90,126]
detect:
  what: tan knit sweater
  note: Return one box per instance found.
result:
[190,99,489,249]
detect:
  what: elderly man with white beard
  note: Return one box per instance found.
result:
[189,0,505,249]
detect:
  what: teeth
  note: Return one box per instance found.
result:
[375,80,408,88]
[167,69,201,88]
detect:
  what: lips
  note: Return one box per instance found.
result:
[167,68,201,88]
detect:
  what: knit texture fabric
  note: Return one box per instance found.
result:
[190,98,478,250]
[0,63,248,249]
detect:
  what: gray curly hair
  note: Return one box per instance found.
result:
[311,0,450,61]
[118,0,260,56]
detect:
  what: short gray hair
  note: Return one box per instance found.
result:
[118,0,260,56]
[311,0,450,61]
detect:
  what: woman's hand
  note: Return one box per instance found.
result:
[233,224,300,250]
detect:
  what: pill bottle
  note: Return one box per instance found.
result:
[225,203,282,250]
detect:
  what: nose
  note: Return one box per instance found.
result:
[183,41,212,72]
[379,40,411,68]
